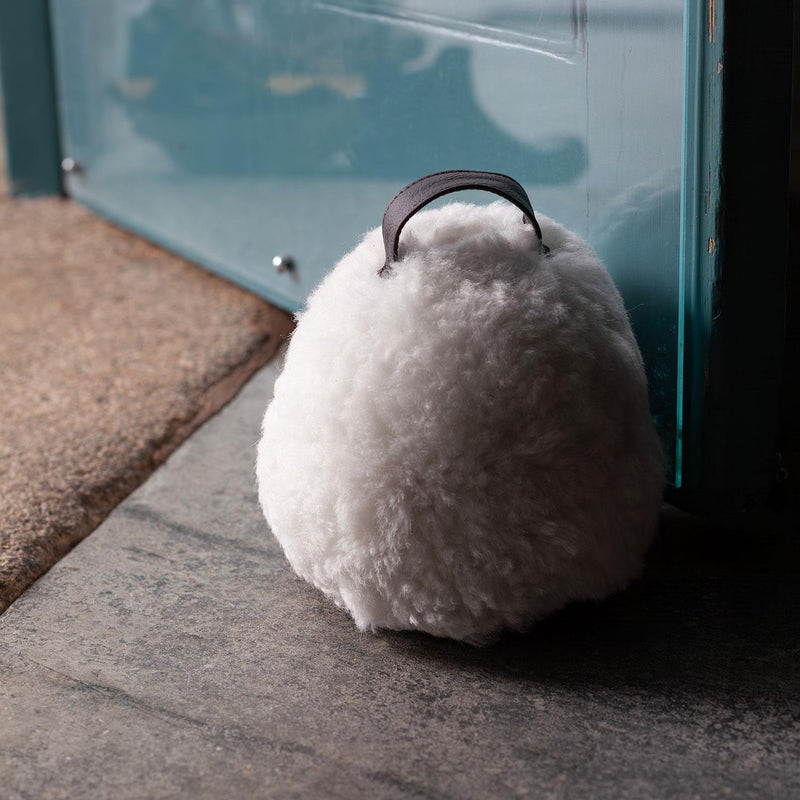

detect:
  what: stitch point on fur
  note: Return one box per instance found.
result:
[257,200,664,645]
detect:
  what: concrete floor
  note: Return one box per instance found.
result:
[2,359,798,799]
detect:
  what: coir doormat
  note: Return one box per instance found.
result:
[0,175,294,612]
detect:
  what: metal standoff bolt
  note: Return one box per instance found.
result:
[272,254,295,273]
[61,157,82,174]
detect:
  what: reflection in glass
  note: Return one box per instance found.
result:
[51,0,685,479]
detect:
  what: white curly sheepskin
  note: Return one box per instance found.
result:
[257,201,664,644]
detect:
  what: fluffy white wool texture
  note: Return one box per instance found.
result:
[257,201,664,644]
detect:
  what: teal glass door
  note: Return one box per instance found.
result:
[49,0,710,485]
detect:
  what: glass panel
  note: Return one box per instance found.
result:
[50,0,684,481]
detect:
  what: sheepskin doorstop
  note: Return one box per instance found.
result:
[257,170,664,644]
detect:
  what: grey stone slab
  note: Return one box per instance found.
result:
[2,359,799,800]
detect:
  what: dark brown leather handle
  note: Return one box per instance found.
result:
[379,170,546,276]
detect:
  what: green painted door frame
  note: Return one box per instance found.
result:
[0,0,62,195]
[671,0,793,515]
